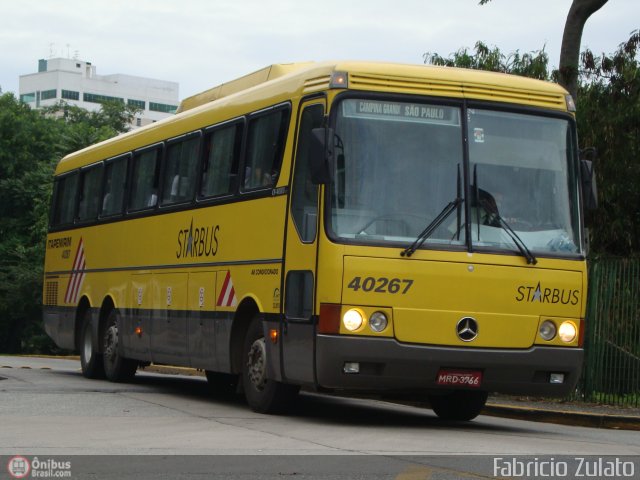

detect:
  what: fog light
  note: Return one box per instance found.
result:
[539,320,557,341]
[369,311,388,332]
[558,321,577,343]
[550,373,565,384]
[343,309,363,332]
[343,362,360,374]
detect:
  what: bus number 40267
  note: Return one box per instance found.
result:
[347,276,414,294]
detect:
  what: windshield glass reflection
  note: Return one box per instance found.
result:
[330,99,465,247]
[328,98,582,257]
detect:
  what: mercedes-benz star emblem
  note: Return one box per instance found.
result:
[456,317,479,342]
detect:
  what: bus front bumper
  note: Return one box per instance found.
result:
[315,334,583,397]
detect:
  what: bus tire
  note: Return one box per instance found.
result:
[79,309,105,379]
[429,390,488,421]
[102,309,137,383]
[242,315,299,413]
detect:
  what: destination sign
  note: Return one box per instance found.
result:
[342,99,460,126]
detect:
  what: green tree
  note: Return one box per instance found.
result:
[43,100,138,152]
[424,41,550,80]
[479,0,609,100]
[423,32,640,257]
[577,31,640,255]
[0,94,60,353]
[0,94,137,353]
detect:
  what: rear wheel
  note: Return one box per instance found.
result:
[103,309,138,382]
[429,390,488,421]
[78,309,105,379]
[242,315,299,413]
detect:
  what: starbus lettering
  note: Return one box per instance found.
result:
[515,281,580,305]
[176,218,220,259]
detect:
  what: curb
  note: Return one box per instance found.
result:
[483,402,640,431]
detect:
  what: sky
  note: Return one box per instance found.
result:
[1,0,638,101]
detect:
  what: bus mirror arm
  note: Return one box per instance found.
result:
[579,147,598,211]
[309,127,335,185]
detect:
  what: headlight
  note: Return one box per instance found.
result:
[369,311,388,332]
[559,321,577,343]
[539,320,557,341]
[343,309,364,332]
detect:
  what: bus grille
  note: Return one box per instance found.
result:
[349,73,566,110]
[45,281,58,306]
[303,75,332,93]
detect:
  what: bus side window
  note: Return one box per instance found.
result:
[51,172,79,227]
[162,135,200,205]
[101,156,128,217]
[291,104,324,242]
[200,123,242,198]
[129,148,161,211]
[244,107,290,190]
[77,165,103,223]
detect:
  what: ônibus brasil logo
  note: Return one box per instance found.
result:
[7,456,71,478]
[7,456,30,479]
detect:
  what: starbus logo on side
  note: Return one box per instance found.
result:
[176,218,220,259]
[515,281,580,305]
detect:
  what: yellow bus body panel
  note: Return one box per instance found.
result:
[338,250,584,349]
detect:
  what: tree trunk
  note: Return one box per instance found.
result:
[559,0,608,101]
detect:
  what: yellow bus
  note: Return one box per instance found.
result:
[43,61,596,420]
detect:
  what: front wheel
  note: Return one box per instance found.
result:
[102,309,138,383]
[429,390,488,421]
[242,316,299,413]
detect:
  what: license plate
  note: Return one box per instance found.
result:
[436,369,482,388]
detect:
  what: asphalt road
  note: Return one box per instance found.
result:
[1,356,639,479]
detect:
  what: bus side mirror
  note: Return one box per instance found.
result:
[309,127,334,185]
[580,148,598,211]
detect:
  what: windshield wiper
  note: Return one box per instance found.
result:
[478,197,538,265]
[401,198,464,257]
[472,165,537,265]
[498,216,538,265]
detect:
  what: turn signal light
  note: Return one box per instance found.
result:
[269,329,278,344]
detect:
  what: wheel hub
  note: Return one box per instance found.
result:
[83,325,93,362]
[104,325,118,362]
[246,338,267,391]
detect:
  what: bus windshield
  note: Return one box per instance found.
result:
[329,98,582,257]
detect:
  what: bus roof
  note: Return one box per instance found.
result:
[55,61,570,174]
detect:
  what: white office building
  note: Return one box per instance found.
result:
[19,58,179,127]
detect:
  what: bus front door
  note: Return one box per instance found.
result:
[282,101,325,385]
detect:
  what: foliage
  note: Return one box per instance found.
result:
[424,41,550,80]
[577,31,640,255]
[0,94,135,353]
[0,94,58,353]
[42,100,138,152]
[477,0,610,100]
[424,32,640,256]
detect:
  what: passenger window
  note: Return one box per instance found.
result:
[162,135,200,205]
[200,123,241,198]
[51,173,79,226]
[291,104,324,242]
[129,148,161,211]
[101,156,128,217]
[244,107,289,190]
[77,166,103,222]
